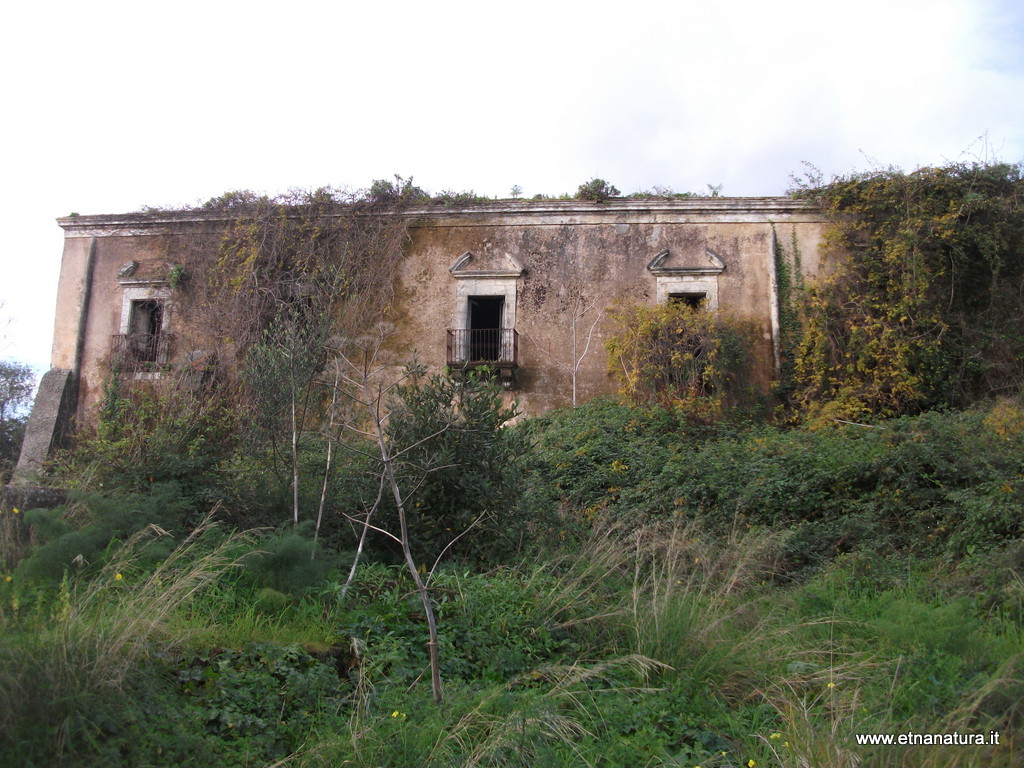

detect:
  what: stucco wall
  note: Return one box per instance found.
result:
[51,200,831,421]
[52,214,227,419]
[394,201,829,413]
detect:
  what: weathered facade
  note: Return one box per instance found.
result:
[16,197,830,478]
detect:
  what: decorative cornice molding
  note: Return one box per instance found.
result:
[117,277,171,288]
[56,198,827,237]
[449,251,526,278]
[647,248,726,276]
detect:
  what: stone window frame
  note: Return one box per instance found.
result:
[117,277,173,374]
[647,248,725,309]
[448,251,525,369]
[449,250,525,329]
[118,282,172,335]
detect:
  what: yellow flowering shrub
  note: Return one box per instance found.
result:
[605,301,758,423]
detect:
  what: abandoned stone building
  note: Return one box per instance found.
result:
[16,197,831,478]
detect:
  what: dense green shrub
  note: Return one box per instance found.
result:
[65,378,237,506]
[519,399,1024,567]
[377,370,532,564]
[215,434,381,534]
[247,523,336,595]
[16,484,192,583]
[658,405,1024,565]
[514,399,682,534]
[575,177,620,201]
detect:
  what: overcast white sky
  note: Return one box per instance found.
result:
[2,0,1022,373]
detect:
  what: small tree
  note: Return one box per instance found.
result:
[328,330,522,703]
[244,301,330,527]
[0,360,35,481]
[383,369,525,562]
[177,187,413,525]
[367,175,430,206]
[523,287,604,407]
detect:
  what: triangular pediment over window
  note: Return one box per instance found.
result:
[646,248,725,276]
[449,251,526,279]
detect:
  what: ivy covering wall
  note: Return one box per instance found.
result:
[785,162,1024,422]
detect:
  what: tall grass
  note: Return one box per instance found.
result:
[3,512,1019,767]
[0,491,30,570]
[534,522,1024,767]
[759,560,1024,768]
[0,516,251,763]
[624,521,785,683]
[762,658,1023,768]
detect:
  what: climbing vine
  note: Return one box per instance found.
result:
[177,186,413,364]
[788,162,1024,422]
[144,186,418,525]
[771,224,805,405]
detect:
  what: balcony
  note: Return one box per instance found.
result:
[446,328,518,388]
[111,332,173,372]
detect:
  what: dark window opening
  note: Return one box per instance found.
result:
[468,296,505,361]
[668,292,707,309]
[131,300,163,337]
[124,299,165,365]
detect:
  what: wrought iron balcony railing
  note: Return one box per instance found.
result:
[111,333,173,371]
[446,328,518,367]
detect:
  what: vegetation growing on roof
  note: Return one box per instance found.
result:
[132,175,745,213]
[575,177,621,201]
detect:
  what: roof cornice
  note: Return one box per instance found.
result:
[57,197,825,237]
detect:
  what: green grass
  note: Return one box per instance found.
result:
[3,401,1023,766]
[3,522,1021,767]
